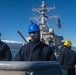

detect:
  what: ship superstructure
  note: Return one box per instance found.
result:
[30,0,63,47]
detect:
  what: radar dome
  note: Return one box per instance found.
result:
[49,28,54,33]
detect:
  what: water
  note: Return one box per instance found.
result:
[11,49,19,57]
[73,50,76,52]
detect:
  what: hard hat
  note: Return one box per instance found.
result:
[63,40,72,46]
[28,22,40,33]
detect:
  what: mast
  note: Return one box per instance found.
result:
[30,0,59,32]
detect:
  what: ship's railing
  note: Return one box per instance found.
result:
[0,61,63,75]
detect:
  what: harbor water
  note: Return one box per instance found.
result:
[11,49,19,58]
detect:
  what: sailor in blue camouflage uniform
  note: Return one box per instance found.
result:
[15,22,57,61]
[0,33,12,61]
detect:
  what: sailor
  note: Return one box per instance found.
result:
[58,40,76,75]
[15,22,57,61]
[0,33,12,61]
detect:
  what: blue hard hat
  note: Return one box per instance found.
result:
[28,22,40,33]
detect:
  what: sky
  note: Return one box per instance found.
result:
[0,0,76,46]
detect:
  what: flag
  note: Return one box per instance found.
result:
[57,18,61,29]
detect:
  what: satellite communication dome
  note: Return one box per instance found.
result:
[49,28,54,33]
